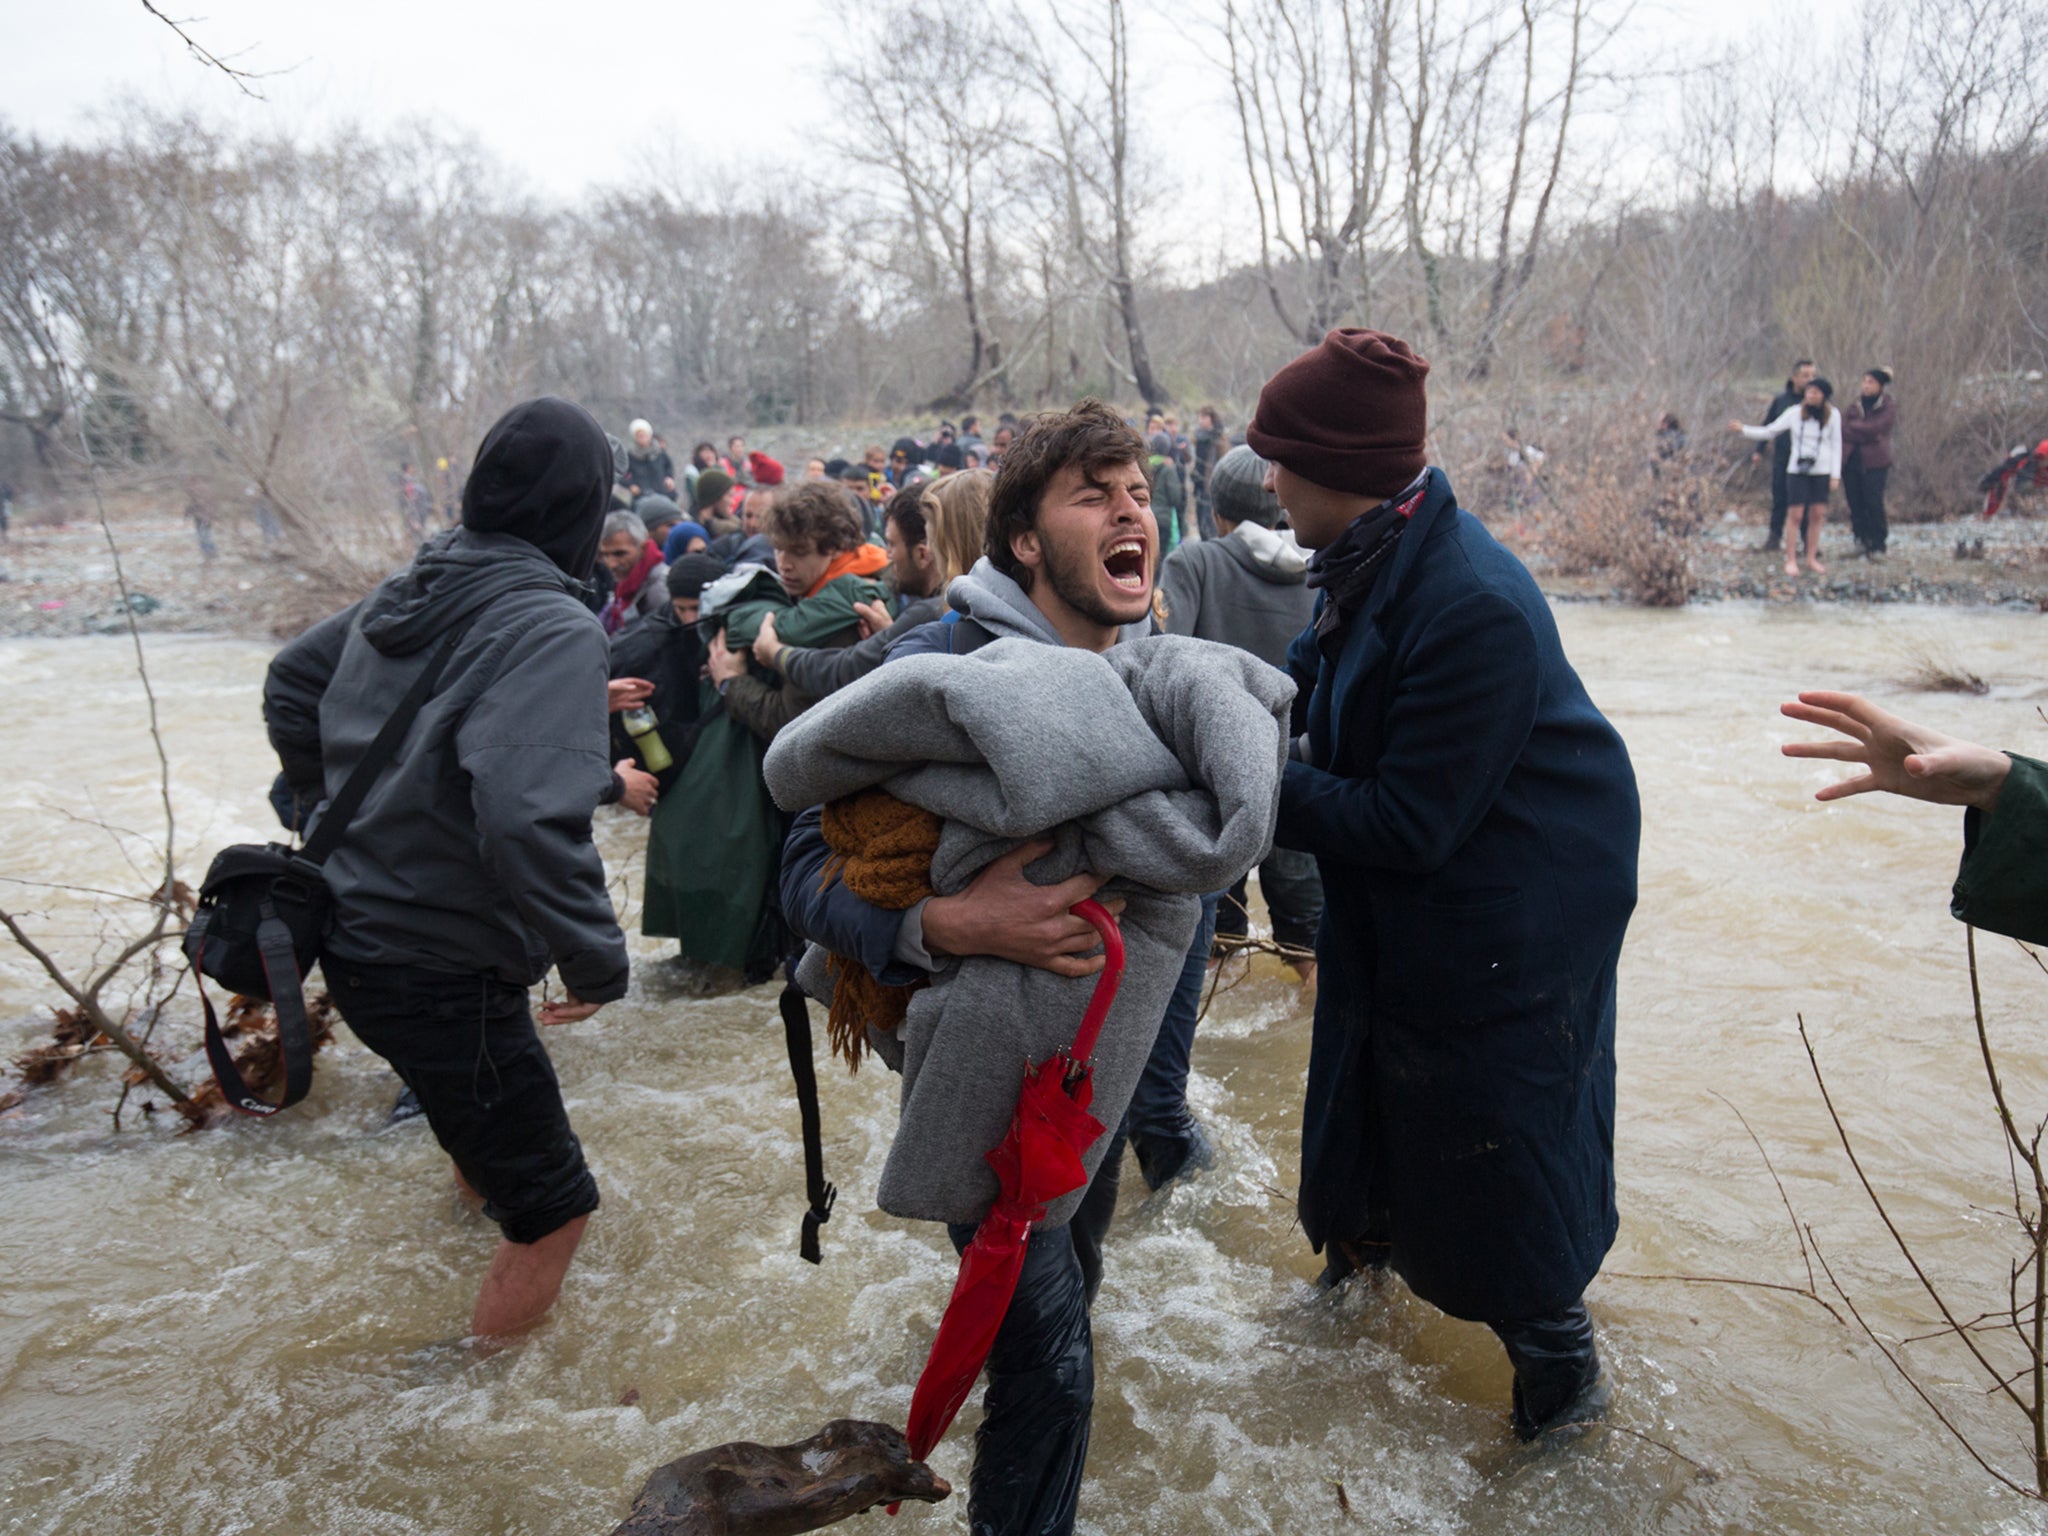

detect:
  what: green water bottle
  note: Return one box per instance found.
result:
[621,705,672,773]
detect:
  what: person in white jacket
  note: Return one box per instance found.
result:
[1731,377,1842,577]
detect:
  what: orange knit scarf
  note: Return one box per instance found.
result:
[805,542,890,597]
[818,787,943,1070]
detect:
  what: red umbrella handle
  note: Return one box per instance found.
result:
[1066,898,1125,1066]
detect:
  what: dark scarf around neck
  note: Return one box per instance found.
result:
[1308,476,1430,639]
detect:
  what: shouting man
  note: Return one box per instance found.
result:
[774,402,1287,1536]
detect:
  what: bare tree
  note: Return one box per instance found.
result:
[1222,0,1398,346]
[830,0,1020,411]
[1014,0,1169,405]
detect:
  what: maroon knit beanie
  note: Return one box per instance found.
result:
[1246,329,1430,498]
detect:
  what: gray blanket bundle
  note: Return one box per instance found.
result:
[764,634,1292,1227]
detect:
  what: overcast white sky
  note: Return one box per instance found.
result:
[1,0,1846,220]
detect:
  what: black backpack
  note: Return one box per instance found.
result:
[182,622,470,1116]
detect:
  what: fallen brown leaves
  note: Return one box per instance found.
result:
[12,1007,107,1087]
[175,991,338,1128]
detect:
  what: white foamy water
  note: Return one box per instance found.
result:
[2,606,2046,1533]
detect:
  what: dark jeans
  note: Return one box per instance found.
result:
[1213,848,1324,955]
[1125,894,1220,1158]
[1844,460,1890,552]
[946,1164,1116,1536]
[1489,1301,1602,1440]
[1766,457,1793,548]
[327,961,599,1244]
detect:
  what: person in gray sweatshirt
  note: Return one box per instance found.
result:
[263,397,633,1346]
[1158,444,1325,983]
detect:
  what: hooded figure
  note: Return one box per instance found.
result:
[260,394,627,1337]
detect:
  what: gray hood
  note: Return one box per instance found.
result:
[1223,521,1309,582]
[359,528,578,657]
[945,557,1152,648]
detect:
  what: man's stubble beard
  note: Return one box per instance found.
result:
[1041,533,1136,630]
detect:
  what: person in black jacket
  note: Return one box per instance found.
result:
[607,552,725,787]
[263,397,633,1346]
[1756,359,1815,553]
[1250,331,1640,1441]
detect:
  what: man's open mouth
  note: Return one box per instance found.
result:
[1103,539,1148,592]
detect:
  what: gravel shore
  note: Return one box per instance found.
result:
[2,495,2043,641]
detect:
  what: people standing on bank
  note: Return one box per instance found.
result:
[1251,329,1640,1443]
[1842,368,1897,559]
[623,420,677,507]
[261,397,630,1345]
[1158,444,1323,987]
[1753,359,1815,554]
[1733,377,1841,578]
[184,480,217,563]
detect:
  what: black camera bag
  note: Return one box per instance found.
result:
[183,622,470,1116]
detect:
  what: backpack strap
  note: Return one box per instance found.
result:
[779,977,836,1264]
[197,899,316,1117]
[301,620,473,866]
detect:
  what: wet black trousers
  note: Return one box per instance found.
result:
[944,1137,1122,1536]
[327,962,600,1245]
[1489,1303,1602,1440]
[1844,461,1890,553]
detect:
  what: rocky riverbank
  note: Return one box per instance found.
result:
[1518,508,2048,609]
[2,492,2044,641]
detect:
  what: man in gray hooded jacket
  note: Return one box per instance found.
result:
[1158,444,1325,980]
[263,397,630,1344]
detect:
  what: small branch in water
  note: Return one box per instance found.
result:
[1604,1271,1844,1325]
[1551,1419,1719,1481]
[1809,1229,2034,1500]
[1799,1012,2025,1412]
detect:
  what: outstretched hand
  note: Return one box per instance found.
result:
[921,839,1126,978]
[1780,690,2010,811]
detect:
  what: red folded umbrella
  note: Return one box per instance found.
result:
[893,898,1126,1492]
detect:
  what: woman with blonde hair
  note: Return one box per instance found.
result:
[753,472,989,697]
[921,466,994,605]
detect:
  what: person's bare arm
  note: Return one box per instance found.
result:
[1779,691,2011,811]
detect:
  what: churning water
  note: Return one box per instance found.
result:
[2,604,2047,1534]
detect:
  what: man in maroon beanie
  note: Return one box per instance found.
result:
[1251,328,1641,1441]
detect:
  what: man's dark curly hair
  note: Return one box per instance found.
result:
[985,399,1148,587]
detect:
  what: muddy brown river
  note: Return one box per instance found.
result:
[3,603,2046,1534]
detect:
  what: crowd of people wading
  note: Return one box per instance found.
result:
[243,328,2040,1536]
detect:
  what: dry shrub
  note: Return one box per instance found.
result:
[1534,446,1700,606]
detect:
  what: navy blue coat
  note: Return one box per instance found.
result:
[1277,469,1639,1322]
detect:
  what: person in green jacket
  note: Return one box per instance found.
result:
[1780,690,2047,944]
[644,481,890,993]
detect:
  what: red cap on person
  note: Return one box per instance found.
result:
[1246,329,1430,499]
[748,451,786,487]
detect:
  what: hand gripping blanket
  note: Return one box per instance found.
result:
[764,634,1293,1227]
